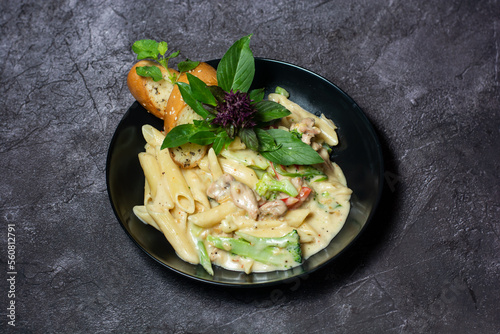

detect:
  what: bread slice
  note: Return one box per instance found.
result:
[163,62,218,169]
[127,60,179,120]
[127,61,218,169]
[164,62,218,132]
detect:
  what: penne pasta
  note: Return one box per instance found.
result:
[187,201,239,228]
[146,204,198,264]
[133,205,160,231]
[207,148,223,180]
[156,146,195,214]
[284,208,311,228]
[182,169,211,212]
[142,124,166,147]
[138,152,161,199]
[219,158,259,189]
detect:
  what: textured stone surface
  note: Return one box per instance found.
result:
[1,0,499,333]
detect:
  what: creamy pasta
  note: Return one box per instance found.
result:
[133,94,352,274]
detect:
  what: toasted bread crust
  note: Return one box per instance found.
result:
[127,61,217,169]
[127,60,179,120]
[164,62,218,132]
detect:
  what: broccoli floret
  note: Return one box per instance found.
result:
[255,173,299,198]
[207,230,302,268]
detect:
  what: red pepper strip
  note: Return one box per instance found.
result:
[281,186,312,209]
[281,197,299,207]
[270,161,280,180]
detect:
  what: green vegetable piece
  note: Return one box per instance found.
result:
[196,240,214,275]
[178,59,200,72]
[212,131,232,155]
[238,128,259,151]
[253,100,291,124]
[189,223,214,276]
[176,82,211,119]
[161,123,198,149]
[158,41,168,56]
[260,129,324,165]
[217,34,255,93]
[255,173,299,198]
[248,88,265,103]
[189,130,217,146]
[135,66,164,82]
[220,148,270,170]
[132,39,159,60]
[275,86,290,98]
[275,164,326,180]
[186,73,218,106]
[207,230,302,267]
[255,128,281,152]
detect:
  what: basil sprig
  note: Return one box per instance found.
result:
[158,34,323,166]
[132,39,199,82]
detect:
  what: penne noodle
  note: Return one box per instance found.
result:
[156,146,195,214]
[219,158,259,189]
[188,201,239,228]
[133,205,160,231]
[145,143,156,156]
[237,226,294,238]
[138,152,161,199]
[142,124,165,147]
[146,205,198,264]
[284,208,311,228]
[297,223,318,243]
[207,148,223,180]
[182,169,211,212]
[153,174,175,210]
[233,216,290,231]
[144,178,152,206]
[197,155,211,174]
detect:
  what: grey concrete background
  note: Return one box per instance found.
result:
[1,0,499,333]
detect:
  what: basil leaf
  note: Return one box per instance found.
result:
[176,82,210,119]
[167,50,180,59]
[158,41,168,56]
[187,73,218,106]
[132,39,159,60]
[207,86,226,104]
[136,66,163,82]
[189,131,217,145]
[238,128,258,151]
[193,119,213,129]
[253,100,291,123]
[249,88,265,103]
[260,129,324,165]
[255,128,280,152]
[213,131,231,155]
[161,124,198,149]
[217,34,254,93]
[178,59,200,72]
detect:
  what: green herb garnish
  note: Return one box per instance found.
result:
[132,39,199,82]
[155,34,323,166]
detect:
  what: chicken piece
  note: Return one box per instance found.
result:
[259,200,288,218]
[207,173,234,202]
[230,181,260,220]
[291,117,321,145]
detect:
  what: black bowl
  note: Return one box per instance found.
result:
[106,58,384,287]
